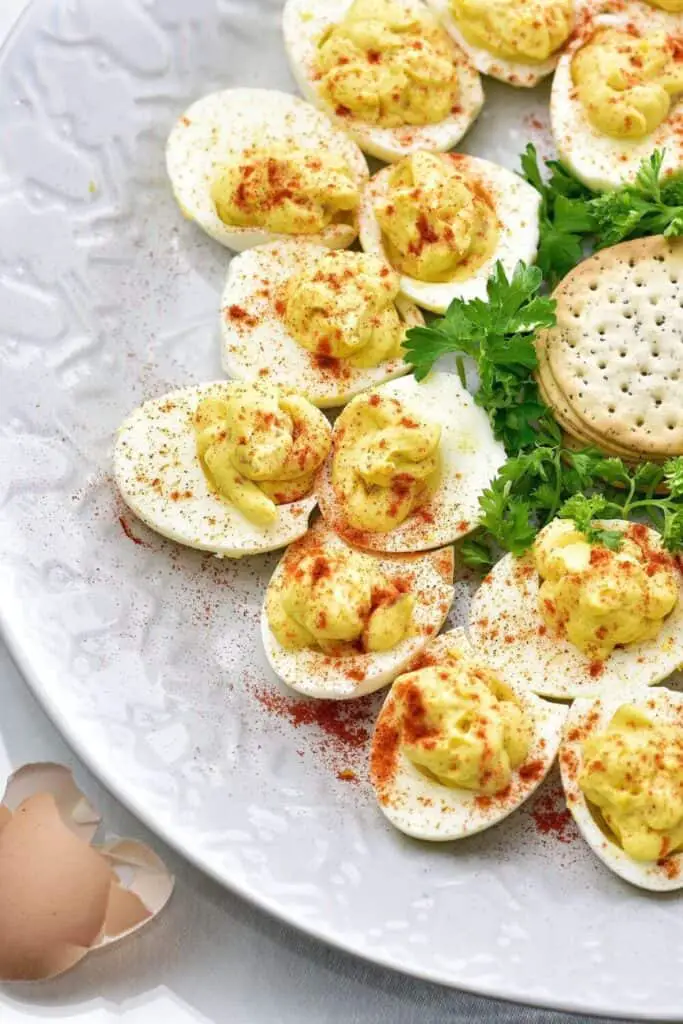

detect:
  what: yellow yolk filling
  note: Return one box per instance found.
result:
[580,705,683,861]
[315,0,460,127]
[534,520,679,661]
[211,146,360,234]
[572,28,683,139]
[394,658,530,794]
[267,544,414,653]
[450,0,573,64]
[375,152,499,283]
[283,251,404,369]
[646,0,683,10]
[194,384,330,526]
[331,390,441,533]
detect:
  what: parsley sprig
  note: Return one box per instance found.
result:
[462,451,683,569]
[404,262,560,452]
[521,146,683,288]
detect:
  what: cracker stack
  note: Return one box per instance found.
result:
[536,236,683,462]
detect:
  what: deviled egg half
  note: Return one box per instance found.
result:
[261,522,455,698]
[359,151,540,313]
[469,519,683,700]
[316,371,506,553]
[221,242,424,408]
[114,381,331,558]
[370,628,568,840]
[166,88,369,251]
[282,0,484,163]
[428,0,577,87]
[551,0,683,190]
[561,687,683,891]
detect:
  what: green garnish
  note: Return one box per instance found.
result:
[404,260,683,568]
[462,451,683,570]
[404,262,560,453]
[521,146,683,288]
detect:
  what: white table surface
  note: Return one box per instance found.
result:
[0,3,624,1022]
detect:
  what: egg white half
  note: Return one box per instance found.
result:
[426,0,577,87]
[560,686,683,891]
[316,371,507,553]
[221,241,424,408]
[114,382,330,558]
[469,524,683,700]
[358,153,541,314]
[282,0,484,163]
[551,2,683,191]
[166,88,369,251]
[261,523,455,699]
[370,628,568,840]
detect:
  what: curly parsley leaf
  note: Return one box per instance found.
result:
[557,494,624,550]
[520,146,683,284]
[520,144,594,287]
[404,261,558,453]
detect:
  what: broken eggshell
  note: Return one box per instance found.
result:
[0,763,174,981]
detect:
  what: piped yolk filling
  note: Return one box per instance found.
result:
[283,251,404,368]
[331,390,441,533]
[580,704,683,861]
[194,384,330,525]
[534,520,679,661]
[394,656,531,794]
[375,152,499,283]
[211,146,360,234]
[315,0,460,127]
[572,28,683,139]
[450,0,573,64]
[267,542,414,654]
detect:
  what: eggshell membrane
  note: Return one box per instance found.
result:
[550,1,683,192]
[166,88,369,251]
[426,0,575,86]
[99,839,175,945]
[221,241,424,408]
[468,522,683,701]
[261,523,455,699]
[370,628,568,840]
[0,765,174,982]
[282,0,484,163]
[560,686,683,891]
[316,371,506,553]
[358,154,541,314]
[114,382,330,558]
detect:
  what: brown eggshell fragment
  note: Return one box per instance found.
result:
[0,793,112,981]
[98,839,174,946]
[2,763,100,843]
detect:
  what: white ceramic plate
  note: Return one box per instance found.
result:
[0,1,681,1017]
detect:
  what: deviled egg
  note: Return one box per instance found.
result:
[469,518,683,700]
[221,243,424,408]
[166,88,369,251]
[315,371,506,553]
[114,381,331,558]
[428,0,576,87]
[551,0,683,191]
[282,0,484,162]
[358,151,540,313]
[370,628,568,840]
[561,687,683,890]
[261,522,455,698]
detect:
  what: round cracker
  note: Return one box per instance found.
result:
[542,236,683,459]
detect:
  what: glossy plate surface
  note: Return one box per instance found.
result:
[0,1,680,1016]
